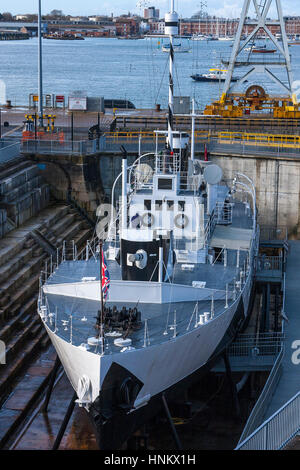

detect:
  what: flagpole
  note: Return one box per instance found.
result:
[99,240,104,348]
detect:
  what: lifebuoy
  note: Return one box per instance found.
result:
[141,212,155,228]
[174,213,188,229]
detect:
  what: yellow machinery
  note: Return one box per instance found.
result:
[22,114,64,142]
[204,85,300,119]
[24,114,56,132]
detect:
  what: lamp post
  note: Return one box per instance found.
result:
[38,0,44,128]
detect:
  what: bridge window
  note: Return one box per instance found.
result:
[155,200,162,211]
[178,201,185,212]
[144,200,151,211]
[157,178,173,190]
[167,200,174,211]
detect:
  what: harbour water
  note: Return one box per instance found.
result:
[1,37,300,110]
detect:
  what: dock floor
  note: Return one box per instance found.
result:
[263,240,300,420]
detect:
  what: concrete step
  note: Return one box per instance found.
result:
[17,313,33,329]
[0,293,11,308]
[0,238,28,269]
[16,204,70,237]
[0,310,31,343]
[0,272,41,325]
[4,184,50,227]
[0,328,50,405]
[0,165,39,196]
[1,176,43,204]
[0,205,70,270]
[4,316,41,364]
[32,246,44,257]
[29,322,43,338]
[48,213,78,239]
[0,254,47,296]
[0,159,31,182]
[73,228,93,250]
[24,238,35,249]
[0,247,34,284]
[0,341,54,449]
[56,220,85,246]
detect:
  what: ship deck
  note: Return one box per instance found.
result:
[41,201,255,354]
[45,293,232,353]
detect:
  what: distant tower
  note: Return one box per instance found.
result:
[222,0,295,102]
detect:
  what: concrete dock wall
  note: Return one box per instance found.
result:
[212,155,300,237]
[29,150,300,236]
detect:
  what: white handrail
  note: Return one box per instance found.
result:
[236,391,300,450]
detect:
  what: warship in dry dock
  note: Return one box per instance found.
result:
[38,0,259,449]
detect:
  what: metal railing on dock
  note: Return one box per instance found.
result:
[99,131,300,158]
[20,131,300,159]
[212,332,284,373]
[236,391,300,450]
[0,139,21,164]
[227,333,283,358]
[236,273,287,446]
[114,115,300,133]
[21,137,105,156]
[259,225,288,242]
[255,255,284,282]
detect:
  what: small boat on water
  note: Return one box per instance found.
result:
[162,43,191,53]
[218,36,234,41]
[191,68,238,82]
[117,36,144,40]
[252,45,276,53]
[191,34,213,41]
[44,34,84,40]
[237,42,256,51]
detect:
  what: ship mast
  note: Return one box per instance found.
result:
[99,240,104,350]
[165,0,179,151]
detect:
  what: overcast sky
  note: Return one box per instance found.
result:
[3,1,300,19]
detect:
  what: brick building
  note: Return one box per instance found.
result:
[149,16,300,37]
[114,18,139,36]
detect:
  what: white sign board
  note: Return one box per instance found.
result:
[68,96,87,111]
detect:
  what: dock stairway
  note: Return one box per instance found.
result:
[234,240,300,450]
[0,156,50,238]
[0,201,93,447]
